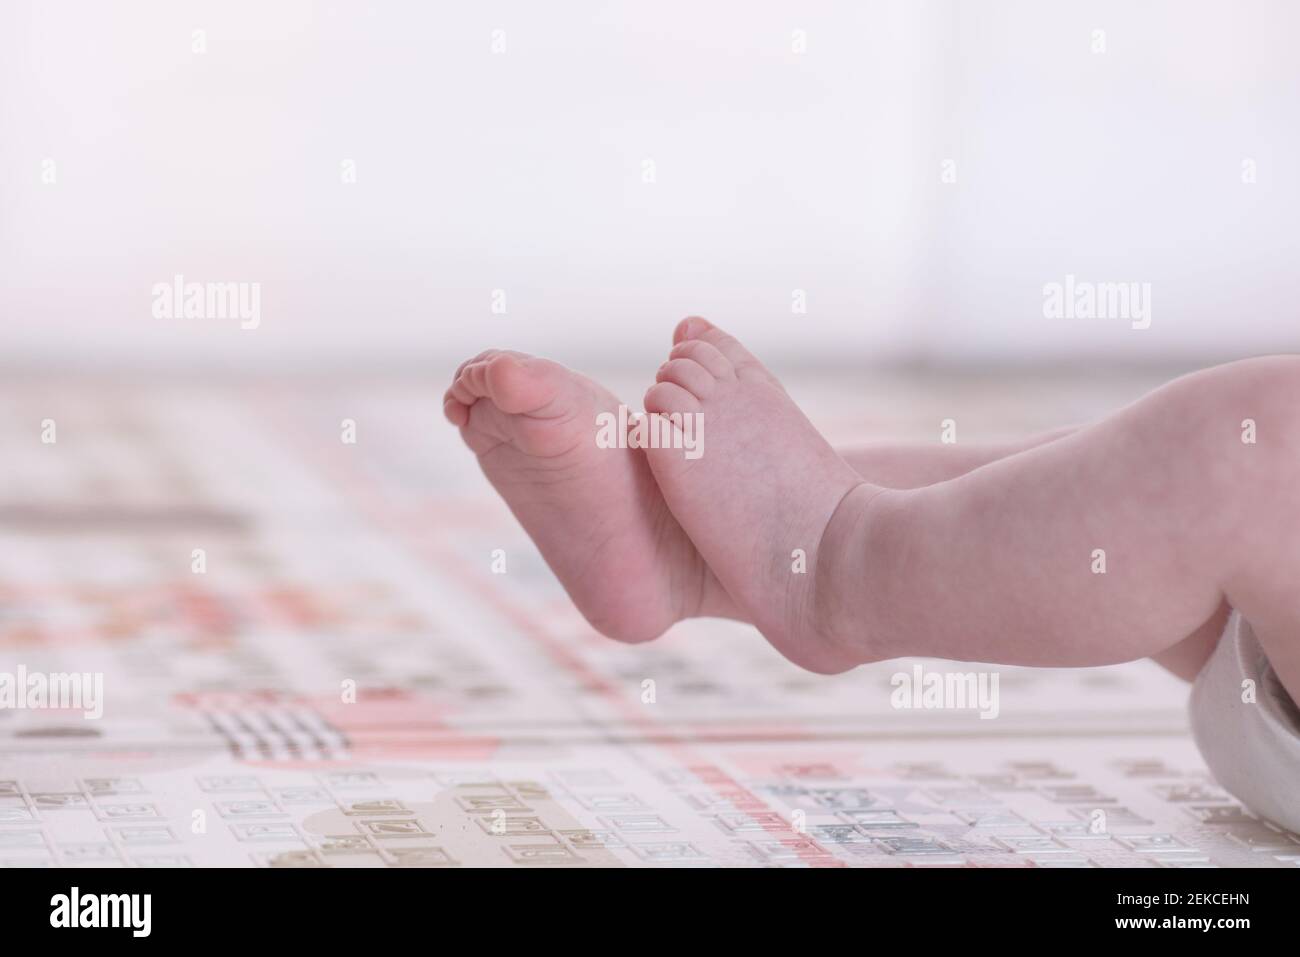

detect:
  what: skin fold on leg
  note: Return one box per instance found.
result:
[836,431,1230,681]
[825,358,1299,694]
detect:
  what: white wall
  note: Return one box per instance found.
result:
[1,0,1295,372]
[933,0,1300,363]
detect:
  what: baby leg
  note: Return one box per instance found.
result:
[839,356,1300,688]
[840,432,1230,680]
[839,427,1077,490]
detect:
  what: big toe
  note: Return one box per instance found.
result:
[485,354,561,414]
[447,351,564,417]
[672,316,760,370]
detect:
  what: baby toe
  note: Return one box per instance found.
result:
[644,381,702,417]
[672,317,758,370]
[443,396,471,426]
[484,353,562,415]
[656,357,717,400]
[453,348,499,383]
[669,339,733,378]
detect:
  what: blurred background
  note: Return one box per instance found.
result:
[2,0,1296,377]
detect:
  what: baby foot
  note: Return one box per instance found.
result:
[445,349,733,642]
[642,318,882,672]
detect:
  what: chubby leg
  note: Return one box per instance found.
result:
[838,428,1077,490]
[834,356,1300,693]
[842,433,1231,681]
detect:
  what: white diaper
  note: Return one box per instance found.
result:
[1189,610,1300,833]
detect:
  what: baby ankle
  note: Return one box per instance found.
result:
[811,482,893,667]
